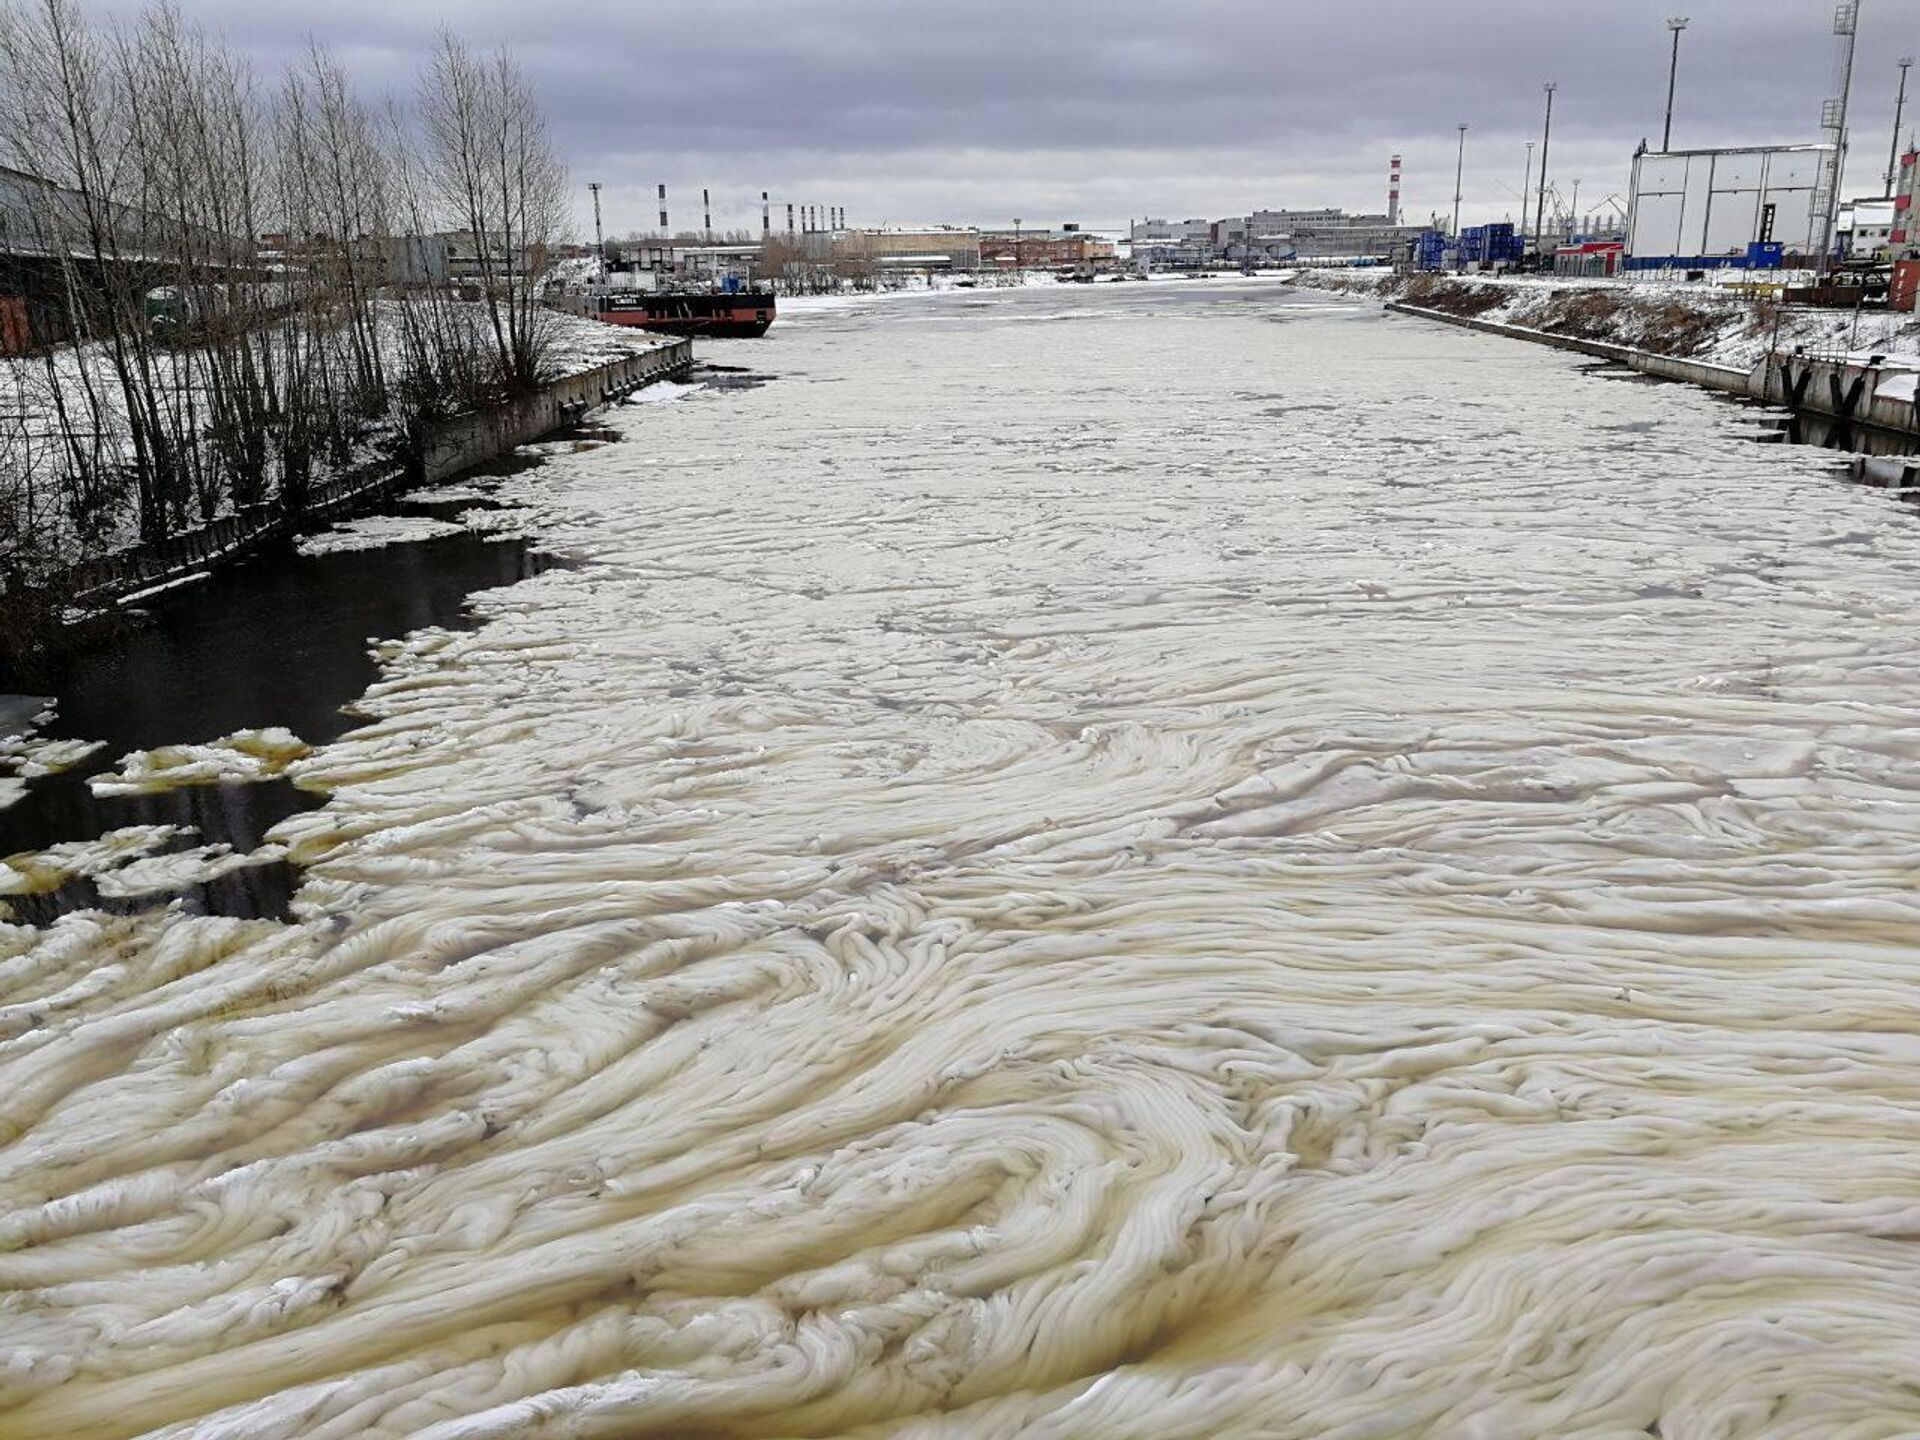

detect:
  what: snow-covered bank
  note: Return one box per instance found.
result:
[0,303,679,592]
[1292,267,1920,372]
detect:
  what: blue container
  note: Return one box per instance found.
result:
[1456,223,1521,265]
[1746,241,1785,269]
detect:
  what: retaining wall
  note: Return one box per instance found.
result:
[414,341,690,485]
[1759,351,1920,435]
[1382,301,1634,362]
[1385,299,1920,441]
[63,339,692,607]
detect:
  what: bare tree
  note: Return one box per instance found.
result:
[418,31,567,392]
[0,0,576,643]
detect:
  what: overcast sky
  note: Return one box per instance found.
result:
[125,1,1920,234]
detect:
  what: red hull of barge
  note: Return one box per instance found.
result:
[591,292,776,339]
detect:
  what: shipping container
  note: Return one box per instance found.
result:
[1459,223,1524,266]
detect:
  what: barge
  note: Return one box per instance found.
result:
[583,288,776,339]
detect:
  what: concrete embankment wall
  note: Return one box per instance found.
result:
[65,339,693,607]
[412,341,690,488]
[1382,301,1635,363]
[1384,299,1920,433]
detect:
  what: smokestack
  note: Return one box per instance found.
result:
[657,183,668,232]
[762,191,770,237]
[1389,154,1403,226]
[787,202,795,235]
[702,188,712,241]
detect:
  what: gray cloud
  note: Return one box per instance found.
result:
[101,0,1920,232]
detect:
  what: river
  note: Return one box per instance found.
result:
[6,277,1920,1438]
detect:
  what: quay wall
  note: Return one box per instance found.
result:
[413,341,690,487]
[1384,300,1920,439]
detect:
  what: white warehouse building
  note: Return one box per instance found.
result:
[1624,143,1837,270]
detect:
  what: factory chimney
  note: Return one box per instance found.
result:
[1389,154,1403,226]
[657,183,668,232]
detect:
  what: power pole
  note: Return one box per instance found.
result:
[1521,140,1535,255]
[1663,17,1689,152]
[588,181,605,283]
[1535,83,1557,253]
[1889,57,1914,195]
[1452,123,1468,267]
[1013,217,1023,279]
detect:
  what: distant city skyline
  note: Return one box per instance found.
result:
[89,0,1920,235]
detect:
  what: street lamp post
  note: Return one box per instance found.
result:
[1452,123,1468,268]
[1663,17,1689,152]
[1888,57,1915,196]
[1535,83,1557,255]
[1521,140,1535,254]
[588,181,605,285]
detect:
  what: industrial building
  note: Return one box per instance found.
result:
[1888,147,1920,251]
[1623,143,1836,269]
[806,226,983,272]
[1137,206,1424,267]
[1129,218,1214,245]
[1839,199,1896,259]
[979,227,1116,270]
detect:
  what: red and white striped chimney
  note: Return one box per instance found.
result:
[1389,154,1403,226]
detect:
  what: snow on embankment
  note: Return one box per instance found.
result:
[1292,268,1920,372]
[537,307,678,378]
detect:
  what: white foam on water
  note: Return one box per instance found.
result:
[5,282,1920,1438]
[90,843,290,902]
[0,824,181,896]
[297,516,467,557]
[90,728,313,797]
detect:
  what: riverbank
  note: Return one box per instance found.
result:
[1,332,692,655]
[1291,268,1920,455]
[1289,267,1920,369]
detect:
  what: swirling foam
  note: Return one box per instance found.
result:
[4,284,1920,1438]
